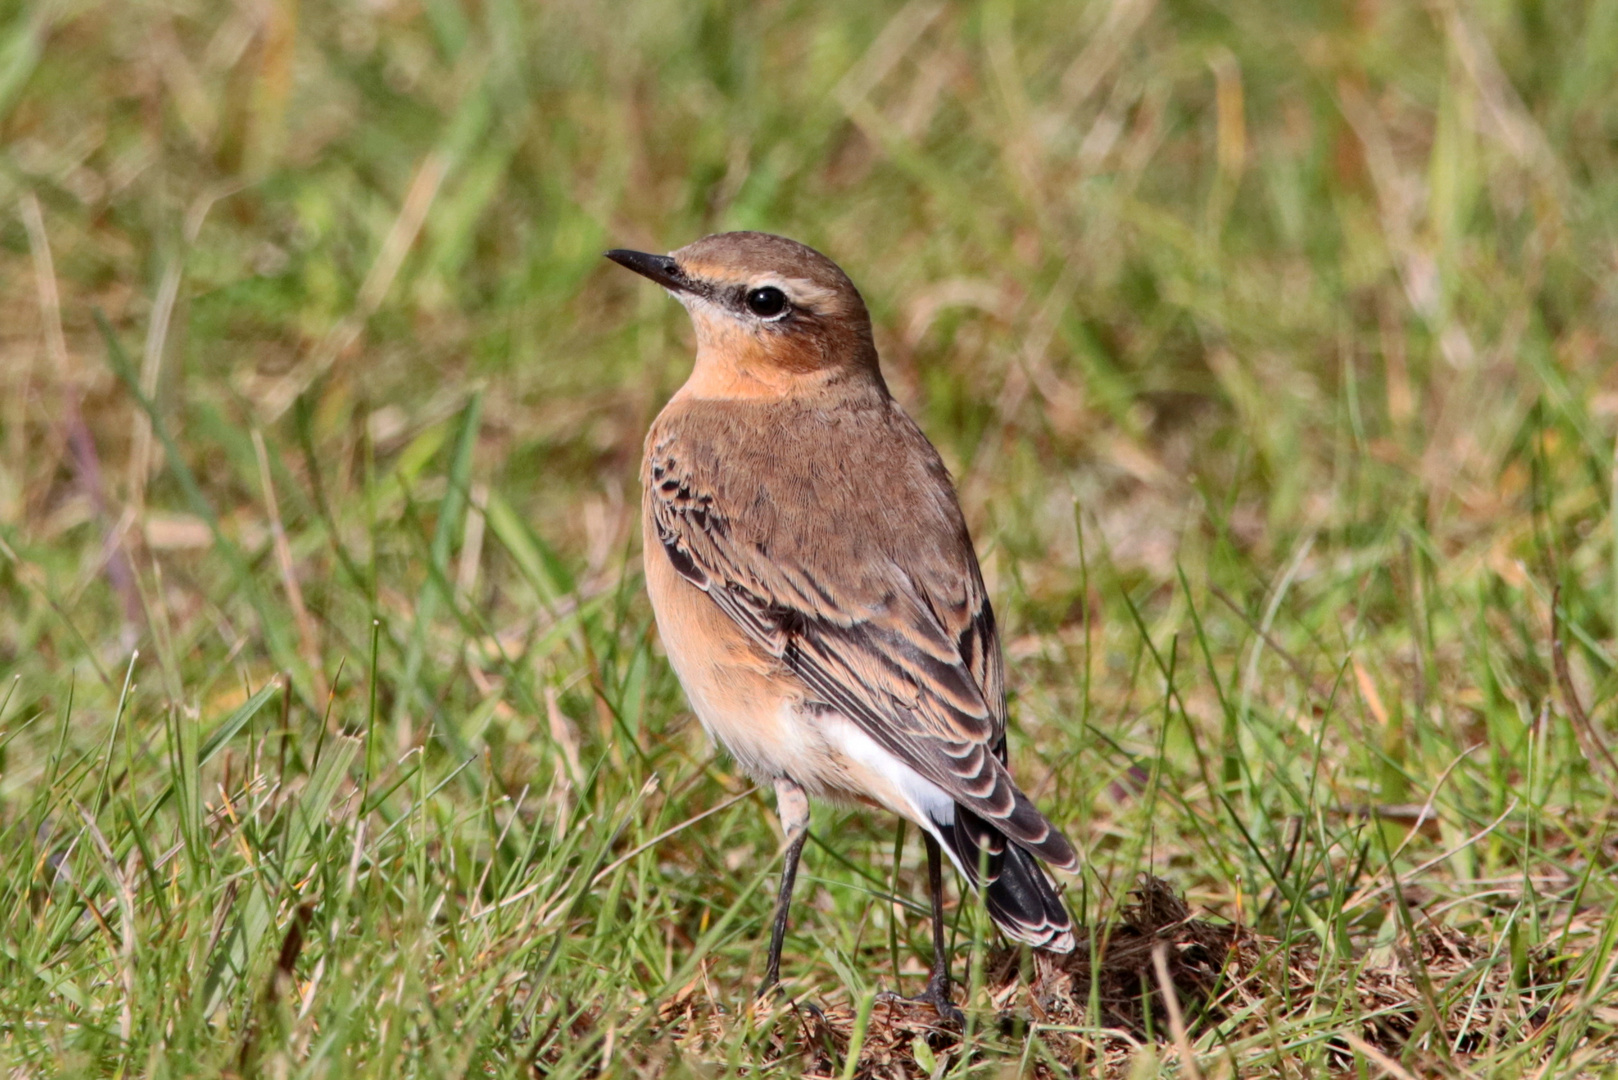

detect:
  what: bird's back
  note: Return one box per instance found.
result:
[644,388,990,667]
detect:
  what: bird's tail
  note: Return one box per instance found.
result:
[931,804,1075,953]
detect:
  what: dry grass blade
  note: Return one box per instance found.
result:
[1151,941,1202,1080]
[1550,584,1618,797]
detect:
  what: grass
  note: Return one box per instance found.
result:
[2,0,1618,1074]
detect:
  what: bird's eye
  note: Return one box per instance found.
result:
[745,286,788,318]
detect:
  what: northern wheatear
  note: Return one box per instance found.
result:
[607,232,1077,1018]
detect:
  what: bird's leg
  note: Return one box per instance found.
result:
[758,777,810,998]
[759,830,807,994]
[910,832,965,1026]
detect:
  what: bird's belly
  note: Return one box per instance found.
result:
[644,537,814,779]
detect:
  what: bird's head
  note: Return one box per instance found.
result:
[606,231,883,400]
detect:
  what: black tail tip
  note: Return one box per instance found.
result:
[984,837,1076,953]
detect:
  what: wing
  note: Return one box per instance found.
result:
[645,415,1076,870]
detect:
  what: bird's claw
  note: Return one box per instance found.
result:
[876,980,964,1028]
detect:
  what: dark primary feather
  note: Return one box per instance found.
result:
[939,804,1074,951]
[645,391,1079,872]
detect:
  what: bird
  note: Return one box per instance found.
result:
[606,231,1078,1020]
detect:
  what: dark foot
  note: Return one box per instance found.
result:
[910,977,965,1027]
[877,978,964,1028]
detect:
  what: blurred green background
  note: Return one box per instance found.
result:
[3,0,1618,1074]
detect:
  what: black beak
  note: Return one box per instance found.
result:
[604,249,691,293]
